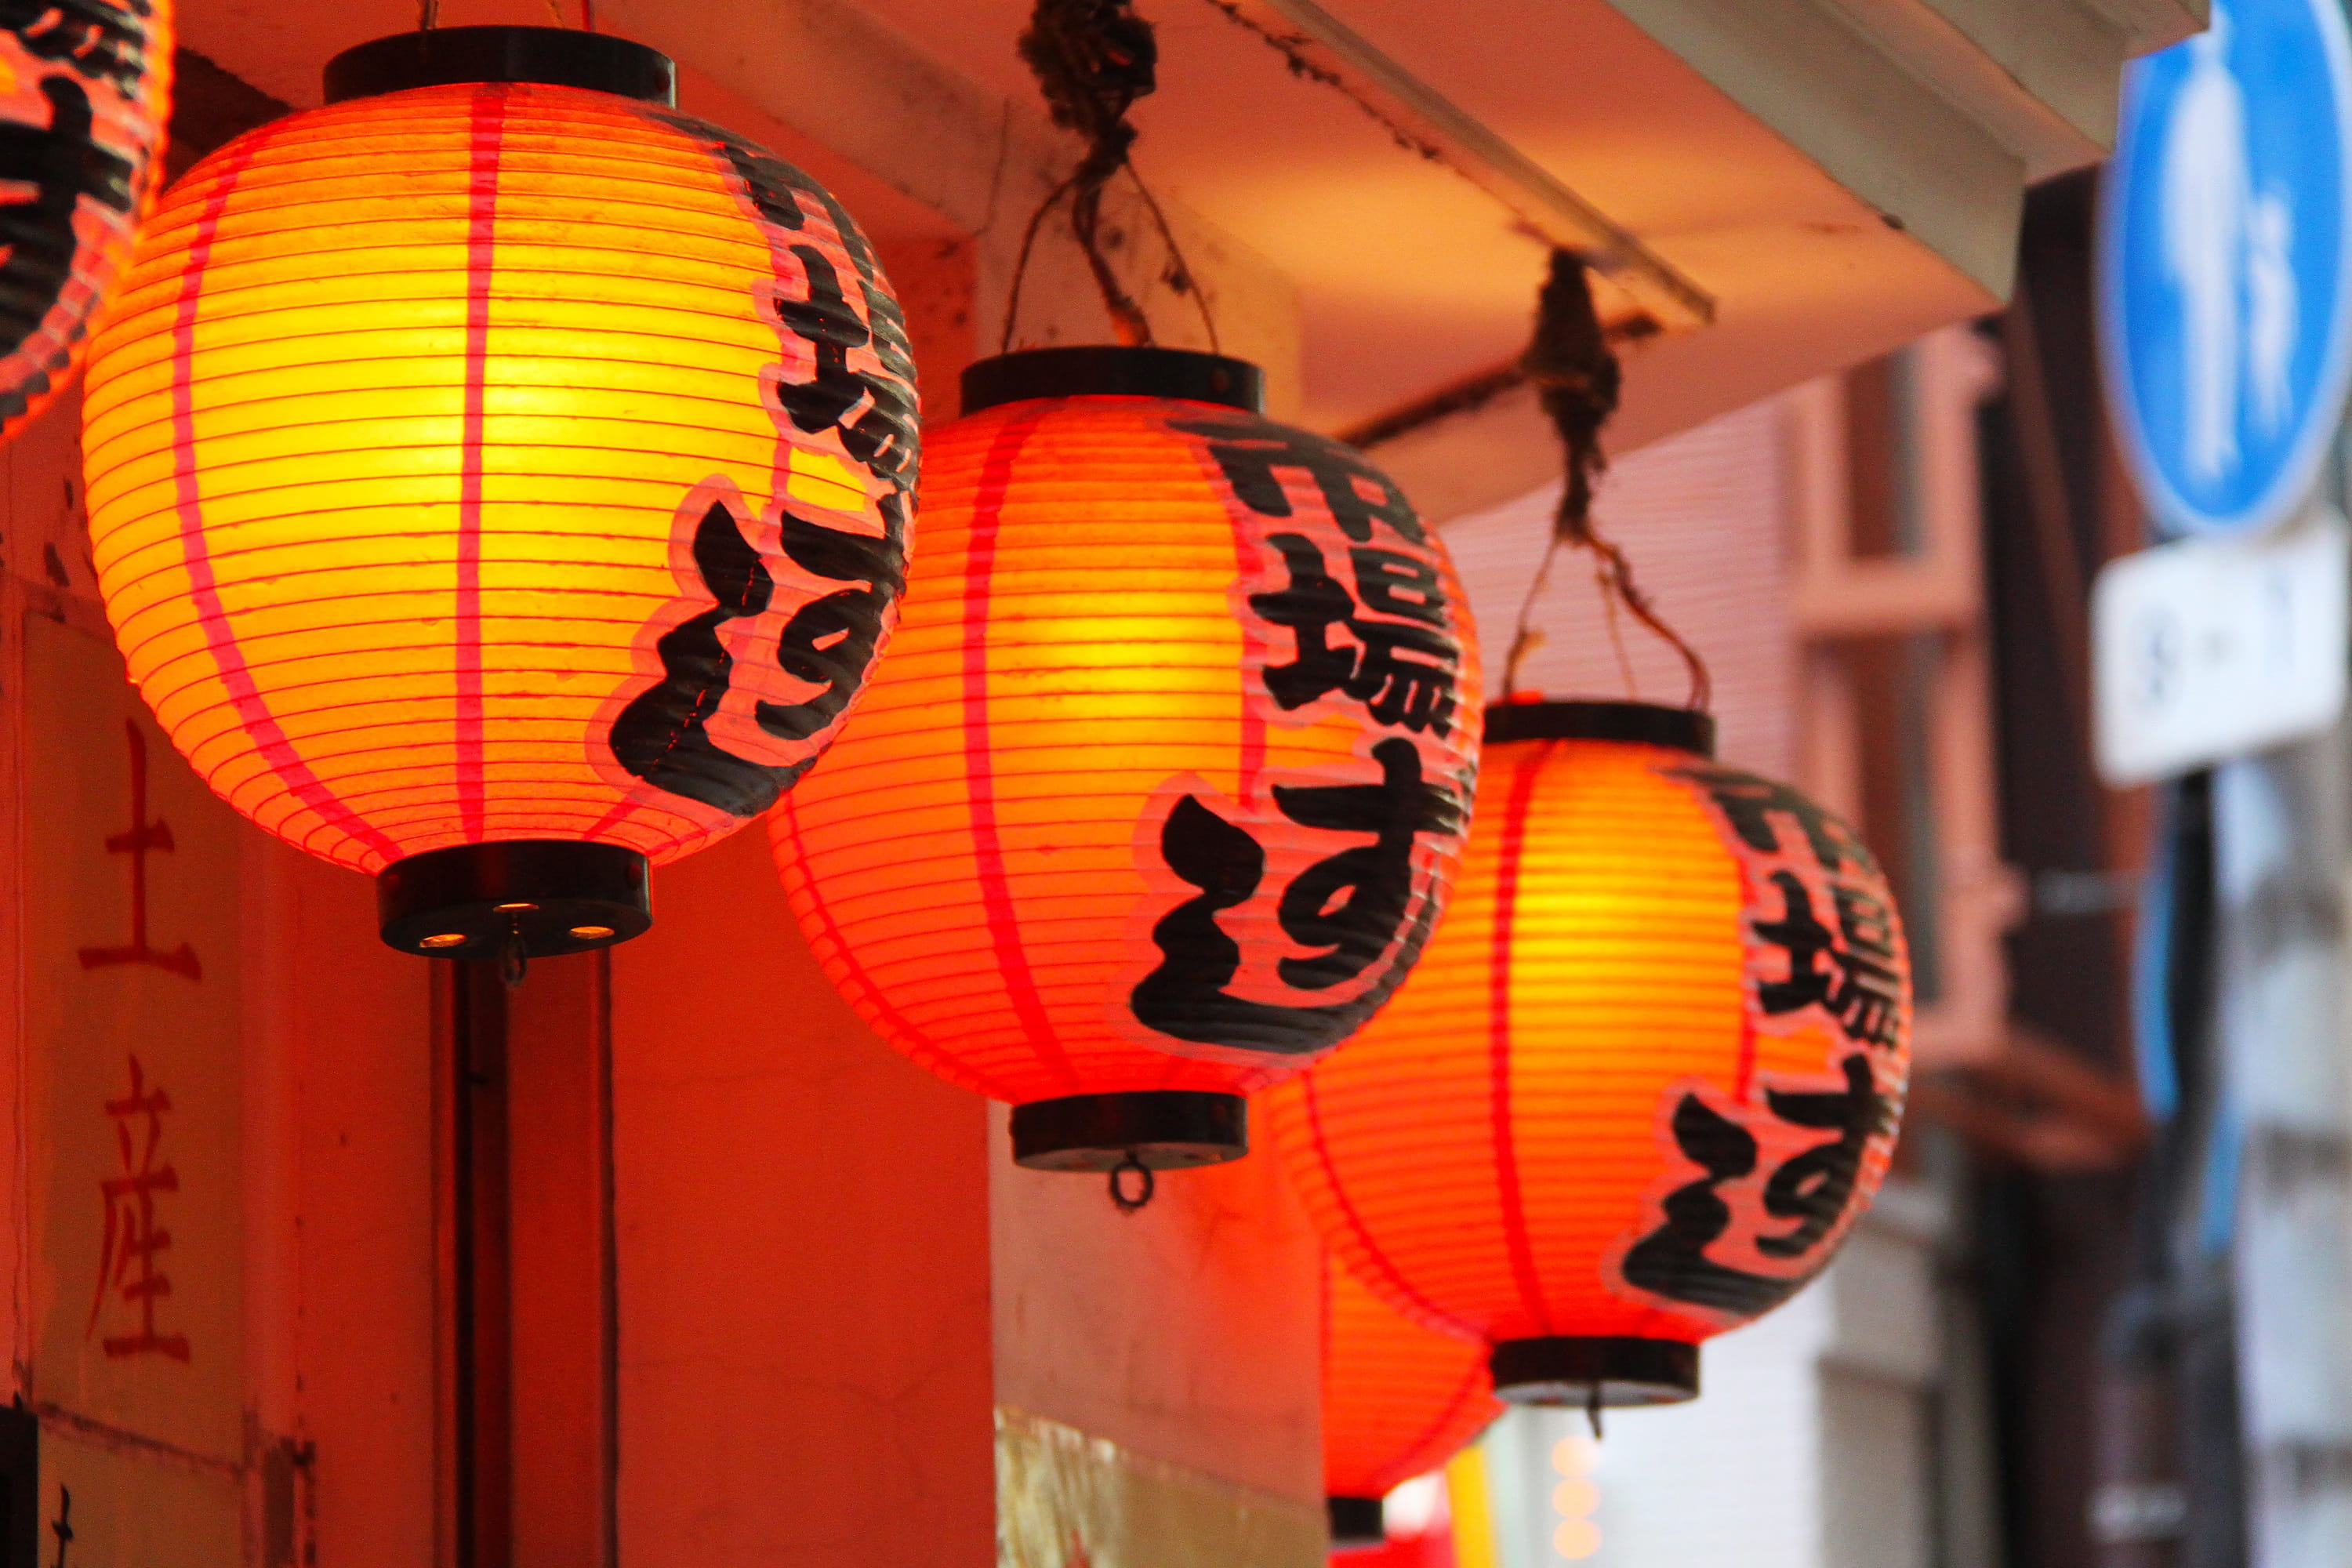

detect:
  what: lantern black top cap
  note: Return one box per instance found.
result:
[1484,698,1715,757]
[325,26,677,106]
[962,346,1266,416]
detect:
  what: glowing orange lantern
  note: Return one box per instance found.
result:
[0,0,171,439]
[773,346,1479,1171]
[82,27,915,960]
[1324,1254,1500,1549]
[1268,700,1910,1404]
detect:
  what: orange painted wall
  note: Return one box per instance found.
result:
[610,826,996,1563]
[993,1121,1327,1504]
[247,840,437,1564]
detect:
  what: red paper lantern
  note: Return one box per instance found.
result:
[0,0,172,439]
[773,347,1479,1170]
[1268,700,1911,1404]
[82,27,915,960]
[1325,1255,1500,1549]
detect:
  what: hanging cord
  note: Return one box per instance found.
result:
[419,0,439,27]
[1586,1381,1604,1441]
[1107,1152,1156,1213]
[1004,0,1218,354]
[1501,251,1711,710]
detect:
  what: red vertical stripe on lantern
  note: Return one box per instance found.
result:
[455,85,506,844]
[962,408,1076,1091]
[169,129,402,867]
[1301,1071,1483,1339]
[1488,742,1555,1336]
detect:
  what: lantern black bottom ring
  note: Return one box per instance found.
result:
[1009,1091,1247,1172]
[1490,1336,1700,1408]
[1327,1495,1385,1548]
[377,840,652,961]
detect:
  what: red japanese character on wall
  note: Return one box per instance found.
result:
[77,720,199,981]
[88,1054,187,1362]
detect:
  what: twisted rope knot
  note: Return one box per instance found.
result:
[1020,0,1156,158]
[1504,251,1709,710]
[1523,254,1622,540]
[1016,0,1161,345]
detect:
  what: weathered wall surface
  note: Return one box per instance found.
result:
[0,377,437,1563]
[610,830,999,1565]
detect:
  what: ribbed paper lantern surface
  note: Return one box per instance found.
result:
[1325,1254,1501,1549]
[82,27,915,960]
[774,346,1479,1170]
[0,0,171,438]
[1269,700,1910,1404]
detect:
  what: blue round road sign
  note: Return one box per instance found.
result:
[2099,0,2352,537]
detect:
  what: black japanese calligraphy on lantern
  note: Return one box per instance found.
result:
[1758,1054,1892,1258]
[608,115,919,815]
[609,499,778,816]
[1250,534,1462,734]
[1664,764,1867,876]
[1172,417,1427,545]
[755,499,907,744]
[1621,1054,1893,1317]
[608,494,903,817]
[1620,1092,1785,1318]
[766,239,920,499]
[0,60,139,426]
[1130,737,1465,1054]
[1664,760,1909,1057]
[667,114,920,506]
[1751,871,1905,1050]
[1174,414,1466,738]
[0,0,154,96]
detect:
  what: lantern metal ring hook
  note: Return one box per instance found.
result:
[1107,1152,1155,1214]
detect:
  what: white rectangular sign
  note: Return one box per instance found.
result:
[2092,510,2351,786]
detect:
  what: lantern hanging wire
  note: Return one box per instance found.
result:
[1501,251,1711,712]
[1003,0,1219,354]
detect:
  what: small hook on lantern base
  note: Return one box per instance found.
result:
[1107,1154,1155,1213]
